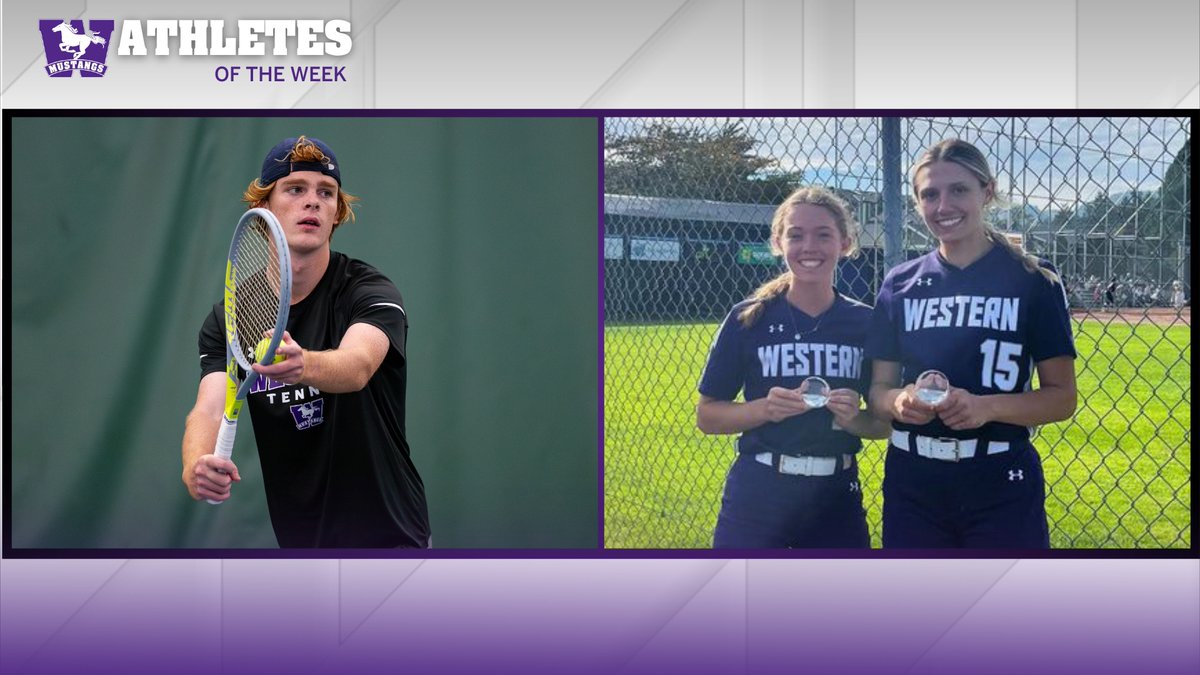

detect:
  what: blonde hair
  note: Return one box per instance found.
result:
[738,186,859,327]
[242,135,359,233]
[913,138,1059,285]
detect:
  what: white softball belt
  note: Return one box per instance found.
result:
[737,438,853,477]
[890,430,1010,462]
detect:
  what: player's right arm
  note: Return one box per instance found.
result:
[696,389,811,435]
[868,360,937,425]
[181,372,241,501]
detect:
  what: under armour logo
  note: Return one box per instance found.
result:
[1008,470,1024,481]
[916,278,933,287]
[849,481,860,492]
[768,324,785,333]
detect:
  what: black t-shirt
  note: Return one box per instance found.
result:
[200,251,430,548]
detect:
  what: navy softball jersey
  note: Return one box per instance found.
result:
[700,292,873,548]
[866,246,1076,548]
[700,293,873,456]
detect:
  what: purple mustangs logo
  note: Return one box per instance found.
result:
[289,399,325,431]
[38,19,115,77]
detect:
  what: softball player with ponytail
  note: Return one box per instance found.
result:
[698,187,890,549]
[867,138,1078,549]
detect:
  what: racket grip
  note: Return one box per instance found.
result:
[213,415,237,460]
[206,416,238,505]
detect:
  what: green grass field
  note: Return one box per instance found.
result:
[604,317,1191,549]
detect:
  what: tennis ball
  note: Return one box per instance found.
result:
[254,338,287,364]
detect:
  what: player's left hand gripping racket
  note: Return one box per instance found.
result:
[207,208,292,505]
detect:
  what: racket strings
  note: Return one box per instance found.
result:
[230,216,285,365]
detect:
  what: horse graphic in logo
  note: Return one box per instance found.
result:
[289,399,325,431]
[38,19,115,77]
[52,21,107,59]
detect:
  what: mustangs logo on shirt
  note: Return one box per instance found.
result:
[290,400,325,430]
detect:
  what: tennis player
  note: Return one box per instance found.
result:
[698,186,890,548]
[181,135,431,548]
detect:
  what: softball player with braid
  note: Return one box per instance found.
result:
[698,187,890,549]
[867,139,1078,549]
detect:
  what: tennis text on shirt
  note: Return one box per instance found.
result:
[250,376,325,430]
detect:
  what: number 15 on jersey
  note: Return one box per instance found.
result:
[980,339,1023,391]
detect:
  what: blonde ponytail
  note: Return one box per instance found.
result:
[738,273,792,327]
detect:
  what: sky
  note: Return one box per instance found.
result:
[604,116,1190,210]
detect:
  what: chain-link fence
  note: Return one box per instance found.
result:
[603,116,1191,549]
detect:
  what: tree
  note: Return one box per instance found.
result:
[605,121,801,204]
[1050,205,1077,230]
[1160,137,1190,242]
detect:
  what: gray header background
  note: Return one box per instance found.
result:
[3,0,1198,108]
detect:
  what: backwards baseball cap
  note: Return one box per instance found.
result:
[259,135,341,186]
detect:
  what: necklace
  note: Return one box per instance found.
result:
[785,299,831,341]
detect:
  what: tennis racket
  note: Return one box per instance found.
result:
[207,207,292,505]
